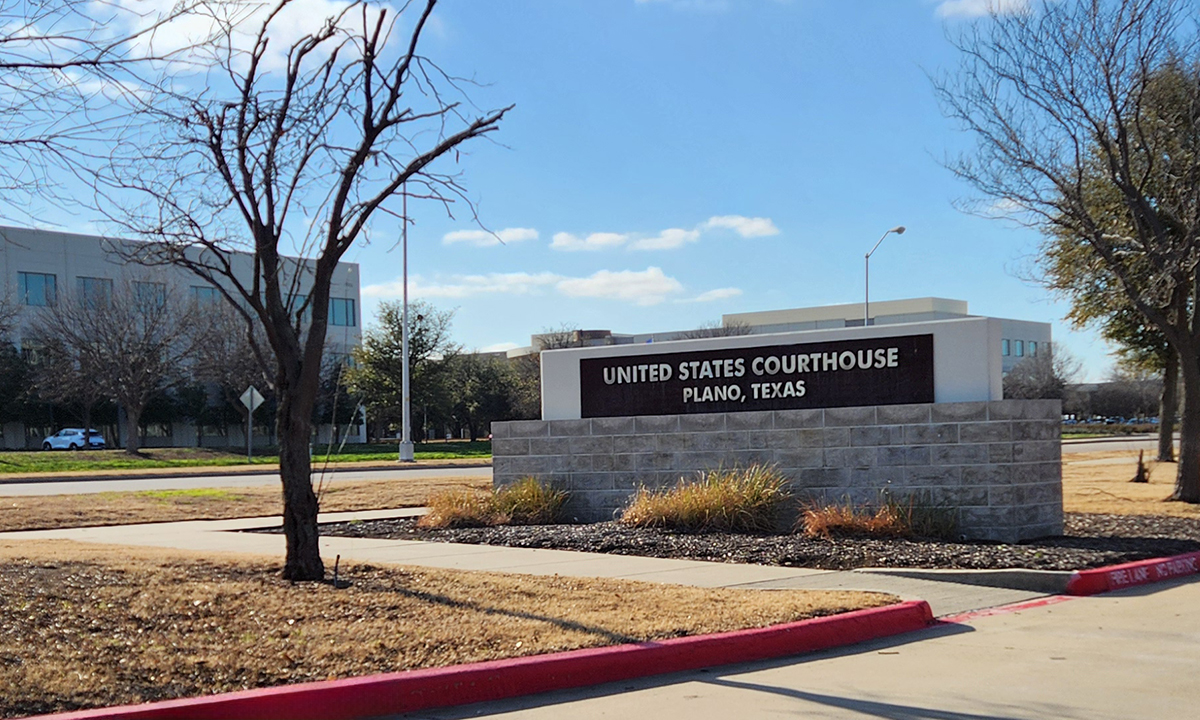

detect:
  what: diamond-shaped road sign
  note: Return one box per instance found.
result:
[240,386,264,412]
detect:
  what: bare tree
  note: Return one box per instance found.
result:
[99,0,509,580]
[677,320,753,340]
[0,1,216,214]
[935,0,1200,501]
[28,281,204,454]
[190,301,275,445]
[21,332,107,443]
[1003,344,1082,401]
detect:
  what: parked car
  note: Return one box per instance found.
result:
[41,428,106,450]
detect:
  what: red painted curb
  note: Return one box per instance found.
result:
[35,600,933,720]
[1065,550,1200,596]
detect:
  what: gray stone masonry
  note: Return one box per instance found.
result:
[492,400,1062,543]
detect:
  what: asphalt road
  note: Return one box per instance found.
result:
[1061,434,1173,453]
[0,465,493,496]
[0,436,1160,496]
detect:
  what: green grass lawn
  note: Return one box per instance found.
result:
[0,441,491,475]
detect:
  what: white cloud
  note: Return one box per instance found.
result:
[986,198,1027,216]
[364,266,687,306]
[442,227,538,247]
[684,287,744,303]
[557,267,684,306]
[550,231,630,251]
[935,0,1032,19]
[113,0,387,73]
[629,228,701,251]
[701,215,780,238]
[363,272,561,299]
[553,214,779,252]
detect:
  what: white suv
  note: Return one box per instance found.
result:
[41,428,107,450]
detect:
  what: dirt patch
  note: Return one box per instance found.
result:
[0,540,892,718]
[1063,450,1200,517]
[0,476,488,532]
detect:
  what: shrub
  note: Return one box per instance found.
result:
[418,489,504,529]
[620,464,792,533]
[799,493,959,541]
[419,477,567,529]
[494,476,569,525]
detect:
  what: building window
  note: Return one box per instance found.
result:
[76,277,113,308]
[1015,340,1025,357]
[191,286,220,304]
[1029,341,1037,357]
[18,271,57,307]
[1001,339,1010,357]
[133,281,166,310]
[329,297,356,327]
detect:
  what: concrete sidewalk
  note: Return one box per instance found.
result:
[402,576,1200,720]
[0,509,1047,617]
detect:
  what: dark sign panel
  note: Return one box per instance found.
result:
[579,334,934,418]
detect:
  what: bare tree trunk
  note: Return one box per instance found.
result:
[1175,358,1200,502]
[1158,349,1179,462]
[123,405,141,455]
[277,374,323,581]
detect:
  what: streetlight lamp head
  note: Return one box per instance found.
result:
[892,226,906,235]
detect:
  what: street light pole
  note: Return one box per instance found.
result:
[864,226,906,326]
[399,186,415,462]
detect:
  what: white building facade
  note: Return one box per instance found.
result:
[512,297,1052,377]
[0,225,364,449]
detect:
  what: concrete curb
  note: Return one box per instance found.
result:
[854,567,1073,594]
[35,600,934,720]
[0,461,492,485]
[1065,551,1200,596]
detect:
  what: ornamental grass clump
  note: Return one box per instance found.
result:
[494,476,569,525]
[418,488,504,528]
[620,464,792,533]
[799,493,959,541]
[419,477,568,528]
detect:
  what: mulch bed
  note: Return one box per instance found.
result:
[313,513,1200,572]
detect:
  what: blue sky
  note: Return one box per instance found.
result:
[37,0,1111,379]
[338,0,1114,379]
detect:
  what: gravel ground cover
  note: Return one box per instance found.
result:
[314,513,1200,572]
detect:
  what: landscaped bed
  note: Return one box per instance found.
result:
[313,450,1200,572]
[313,512,1200,571]
[0,540,892,718]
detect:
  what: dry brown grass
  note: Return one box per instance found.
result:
[1063,450,1200,518]
[419,478,569,529]
[0,540,894,717]
[621,465,792,533]
[800,503,911,539]
[0,476,489,532]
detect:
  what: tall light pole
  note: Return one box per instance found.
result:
[399,186,415,462]
[864,226,906,326]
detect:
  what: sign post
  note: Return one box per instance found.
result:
[240,386,265,462]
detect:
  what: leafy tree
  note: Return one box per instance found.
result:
[448,353,518,441]
[347,300,460,441]
[935,0,1200,501]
